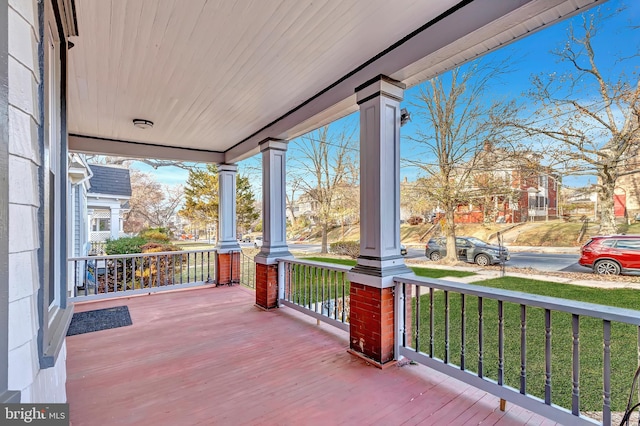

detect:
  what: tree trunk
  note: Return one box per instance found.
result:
[443,208,457,263]
[321,222,328,254]
[598,178,618,234]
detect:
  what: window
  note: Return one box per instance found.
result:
[38,0,74,368]
[600,239,616,248]
[44,17,60,308]
[539,175,548,189]
[615,240,640,250]
[91,217,111,232]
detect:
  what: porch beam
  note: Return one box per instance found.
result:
[69,134,225,163]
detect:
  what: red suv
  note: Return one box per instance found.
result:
[579,235,640,275]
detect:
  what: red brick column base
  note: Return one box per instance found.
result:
[216,252,240,286]
[349,282,395,366]
[255,263,278,309]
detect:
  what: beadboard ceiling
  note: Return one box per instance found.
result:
[67,0,604,163]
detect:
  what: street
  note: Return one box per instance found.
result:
[281,243,587,274]
[508,252,584,273]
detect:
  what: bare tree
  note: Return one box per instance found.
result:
[505,9,640,233]
[293,125,358,253]
[406,61,517,262]
[286,176,304,228]
[400,178,435,220]
[86,155,198,171]
[124,170,184,233]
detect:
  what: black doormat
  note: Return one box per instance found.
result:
[67,306,132,336]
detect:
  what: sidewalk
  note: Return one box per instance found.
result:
[405,259,640,289]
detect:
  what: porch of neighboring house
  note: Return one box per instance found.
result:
[66,285,553,425]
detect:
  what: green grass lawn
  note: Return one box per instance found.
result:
[406,276,640,412]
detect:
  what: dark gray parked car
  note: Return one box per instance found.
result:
[425,236,509,266]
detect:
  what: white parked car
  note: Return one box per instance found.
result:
[254,236,263,248]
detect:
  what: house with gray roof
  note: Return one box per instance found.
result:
[85,164,132,252]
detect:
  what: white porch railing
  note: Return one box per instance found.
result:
[69,249,217,302]
[274,258,640,426]
[278,258,350,331]
[393,275,640,426]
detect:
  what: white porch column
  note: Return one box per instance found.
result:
[110,207,120,240]
[216,164,241,252]
[348,75,411,288]
[255,139,291,265]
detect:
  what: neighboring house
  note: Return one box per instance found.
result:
[286,192,318,225]
[456,170,560,224]
[86,164,131,251]
[455,145,560,223]
[288,184,359,228]
[67,153,92,259]
[67,153,92,298]
[611,143,640,218]
[564,185,598,217]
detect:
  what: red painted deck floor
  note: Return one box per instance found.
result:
[66,285,557,426]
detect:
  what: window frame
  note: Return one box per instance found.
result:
[37,0,74,369]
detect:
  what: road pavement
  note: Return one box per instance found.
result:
[287,243,589,274]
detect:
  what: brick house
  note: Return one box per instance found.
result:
[455,146,560,223]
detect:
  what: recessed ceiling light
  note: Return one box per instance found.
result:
[133,119,153,129]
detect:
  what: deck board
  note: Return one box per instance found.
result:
[66,286,556,425]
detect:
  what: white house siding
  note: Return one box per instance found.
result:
[7,0,67,403]
[68,182,88,296]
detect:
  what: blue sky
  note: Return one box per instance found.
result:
[135,0,639,191]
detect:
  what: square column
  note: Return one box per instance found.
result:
[110,207,120,240]
[347,75,412,366]
[255,139,292,309]
[216,164,241,285]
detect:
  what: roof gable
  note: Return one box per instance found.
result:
[88,164,132,198]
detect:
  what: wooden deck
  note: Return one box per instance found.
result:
[66,285,556,425]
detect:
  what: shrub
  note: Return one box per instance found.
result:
[330,241,360,259]
[140,242,182,253]
[104,236,181,255]
[104,236,148,255]
[139,228,171,242]
[99,238,184,294]
[407,215,424,225]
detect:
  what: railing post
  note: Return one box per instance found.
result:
[394,280,404,361]
[277,260,285,301]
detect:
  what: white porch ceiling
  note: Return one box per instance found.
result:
[67,0,604,163]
